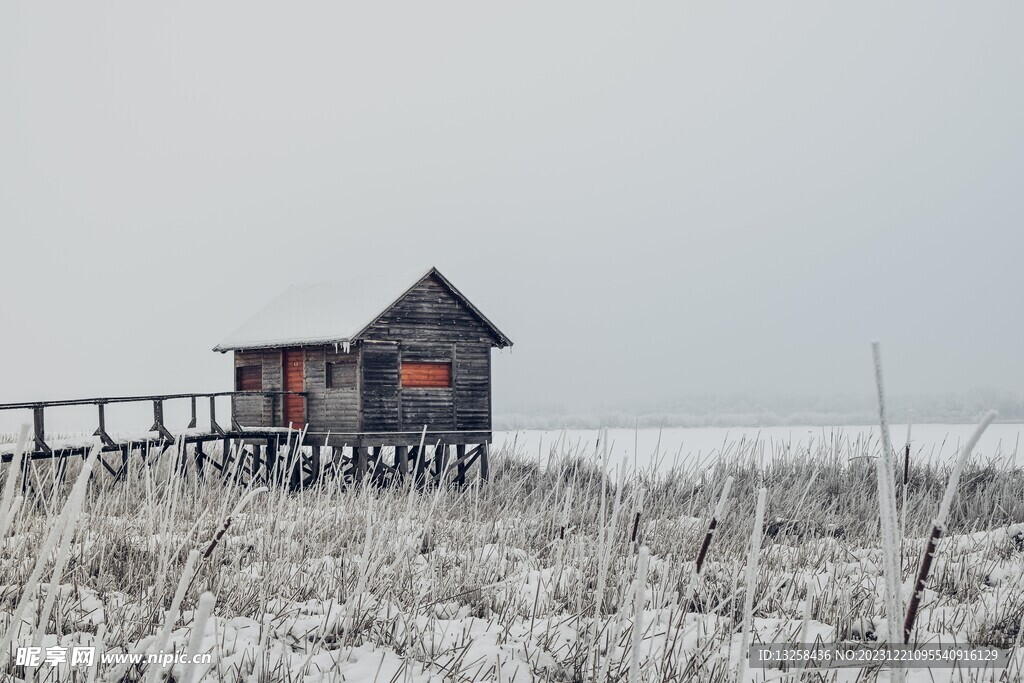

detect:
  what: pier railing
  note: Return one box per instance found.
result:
[0,391,304,454]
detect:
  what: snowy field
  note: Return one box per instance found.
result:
[1,429,1023,682]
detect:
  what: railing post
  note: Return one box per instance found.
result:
[33,405,50,453]
[210,396,225,435]
[230,393,243,432]
[189,396,198,429]
[94,403,116,448]
[150,400,174,442]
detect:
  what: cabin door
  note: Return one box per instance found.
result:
[283,349,306,428]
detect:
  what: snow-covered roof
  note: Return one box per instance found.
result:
[213,267,511,352]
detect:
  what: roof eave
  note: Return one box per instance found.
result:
[212,337,355,353]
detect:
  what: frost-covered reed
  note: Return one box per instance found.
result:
[871,342,905,647]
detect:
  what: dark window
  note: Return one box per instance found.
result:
[235,365,263,392]
[326,358,357,389]
[401,362,451,388]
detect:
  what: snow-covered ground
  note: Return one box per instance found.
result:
[1,432,1023,681]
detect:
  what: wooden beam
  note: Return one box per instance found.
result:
[98,454,119,478]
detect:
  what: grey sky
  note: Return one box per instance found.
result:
[2,3,1022,422]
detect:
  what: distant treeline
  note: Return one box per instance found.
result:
[495,389,1024,430]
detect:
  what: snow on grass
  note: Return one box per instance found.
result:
[0,437,1023,682]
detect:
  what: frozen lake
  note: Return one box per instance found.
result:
[493,423,1024,472]
[2,408,1021,474]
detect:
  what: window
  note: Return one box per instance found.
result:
[235,365,263,392]
[326,358,357,389]
[401,362,452,388]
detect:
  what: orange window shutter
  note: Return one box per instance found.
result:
[402,362,451,388]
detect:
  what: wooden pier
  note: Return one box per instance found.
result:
[0,391,491,491]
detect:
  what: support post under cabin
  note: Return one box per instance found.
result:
[354,446,368,483]
[413,446,427,484]
[435,444,449,483]
[456,444,467,485]
[371,446,382,477]
[396,445,410,478]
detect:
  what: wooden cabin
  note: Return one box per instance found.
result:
[213,268,512,453]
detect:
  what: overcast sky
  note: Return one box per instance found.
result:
[2,3,1022,423]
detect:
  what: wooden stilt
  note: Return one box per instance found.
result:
[221,439,231,477]
[20,454,31,494]
[194,442,206,478]
[221,440,233,479]
[256,444,267,482]
[266,439,279,484]
[413,446,427,484]
[435,445,449,483]
[479,443,490,481]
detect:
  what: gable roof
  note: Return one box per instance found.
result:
[213,267,512,352]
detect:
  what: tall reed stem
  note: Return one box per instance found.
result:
[871,342,905,644]
[736,487,767,683]
[903,410,996,643]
